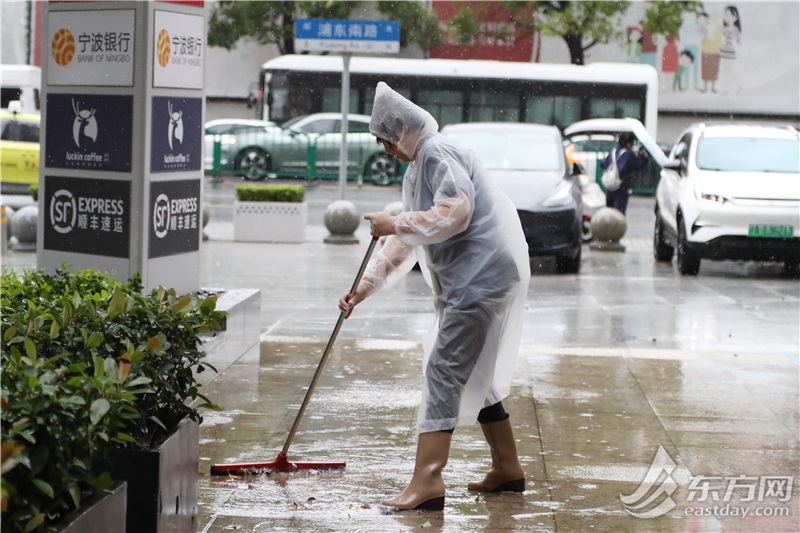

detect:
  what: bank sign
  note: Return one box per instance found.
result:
[43,176,130,258]
[150,96,202,172]
[149,179,201,258]
[153,10,204,89]
[47,9,135,86]
[46,94,133,172]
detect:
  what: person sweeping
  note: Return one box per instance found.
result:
[339,82,530,511]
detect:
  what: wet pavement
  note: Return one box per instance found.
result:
[2,188,798,532]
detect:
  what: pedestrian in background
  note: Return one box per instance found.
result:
[601,131,649,215]
[339,82,529,511]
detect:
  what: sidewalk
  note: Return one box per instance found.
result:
[195,219,799,533]
[2,196,797,532]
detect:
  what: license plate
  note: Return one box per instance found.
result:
[748,225,794,238]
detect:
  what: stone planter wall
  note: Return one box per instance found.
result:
[233,200,307,243]
[56,481,127,533]
[109,416,199,532]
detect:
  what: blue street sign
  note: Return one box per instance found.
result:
[295,19,400,53]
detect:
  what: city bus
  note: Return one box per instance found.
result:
[256,54,659,138]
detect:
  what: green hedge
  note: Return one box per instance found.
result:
[0,267,225,532]
[235,184,304,203]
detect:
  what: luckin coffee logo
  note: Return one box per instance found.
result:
[64,99,108,168]
[72,99,97,148]
[619,445,678,518]
[167,101,183,150]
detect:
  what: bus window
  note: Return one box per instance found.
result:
[322,87,359,114]
[589,97,616,119]
[616,98,642,121]
[417,89,462,127]
[469,90,519,122]
[590,97,643,121]
[525,95,580,130]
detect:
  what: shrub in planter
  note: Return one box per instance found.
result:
[234,184,307,243]
[0,267,225,532]
[234,184,304,203]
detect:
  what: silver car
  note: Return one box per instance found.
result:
[205,113,403,185]
[442,122,584,273]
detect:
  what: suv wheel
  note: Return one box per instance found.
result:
[677,217,701,275]
[653,209,674,262]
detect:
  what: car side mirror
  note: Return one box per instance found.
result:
[663,158,683,172]
[572,162,586,176]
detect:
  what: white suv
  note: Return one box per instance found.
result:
[654,123,800,275]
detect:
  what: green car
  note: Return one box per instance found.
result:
[0,106,40,195]
[205,113,403,185]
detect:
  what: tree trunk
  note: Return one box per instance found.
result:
[563,33,585,65]
[282,10,295,54]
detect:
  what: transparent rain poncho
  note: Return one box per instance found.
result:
[363,82,530,434]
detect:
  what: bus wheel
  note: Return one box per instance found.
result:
[364,153,401,186]
[236,148,270,180]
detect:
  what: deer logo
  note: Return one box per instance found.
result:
[71,99,98,148]
[167,101,184,151]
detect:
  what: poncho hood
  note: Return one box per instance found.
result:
[369,81,439,160]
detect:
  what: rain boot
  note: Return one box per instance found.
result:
[381,430,452,511]
[468,417,525,492]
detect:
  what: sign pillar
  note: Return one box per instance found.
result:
[338,53,351,200]
[38,1,205,294]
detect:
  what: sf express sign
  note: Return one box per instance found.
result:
[149,180,201,258]
[50,189,125,235]
[44,176,130,258]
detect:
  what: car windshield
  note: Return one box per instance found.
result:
[1,117,39,142]
[697,137,800,173]
[448,130,562,171]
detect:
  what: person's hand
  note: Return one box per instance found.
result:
[364,212,396,237]
[638,147,648,158]
[338,283,368,319]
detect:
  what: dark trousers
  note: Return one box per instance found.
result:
[606,187,631,215]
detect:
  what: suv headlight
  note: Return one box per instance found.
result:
[694,185,728,205]
[542,182,574,208]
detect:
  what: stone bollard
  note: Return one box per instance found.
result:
[9,204,38,252]
[323,200,360,244]
[589,207,627,252]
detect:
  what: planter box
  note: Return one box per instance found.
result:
[56,481,127,533]
[109,417,199,533]
[233,200,307,243]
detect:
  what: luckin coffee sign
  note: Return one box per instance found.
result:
[45,94,133,172]
[150,96,201,172]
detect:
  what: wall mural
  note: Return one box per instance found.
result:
[581,2,798,116]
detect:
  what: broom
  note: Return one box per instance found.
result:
[210,233,380,475]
